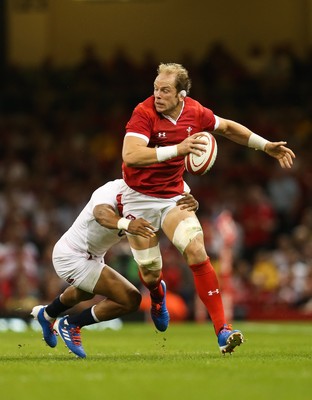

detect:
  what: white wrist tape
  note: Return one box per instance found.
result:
[156,145,178,162]
[117,217,131,231]
[248,133,269,151]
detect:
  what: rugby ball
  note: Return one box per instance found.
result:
[185,132,217,175]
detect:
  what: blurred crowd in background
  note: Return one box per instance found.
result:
[0,40,312,323]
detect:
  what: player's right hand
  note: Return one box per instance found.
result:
[177,132,208,157]
[127,218,156,238]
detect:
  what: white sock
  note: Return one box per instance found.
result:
[91,305,100,323]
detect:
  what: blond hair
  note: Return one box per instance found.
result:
[157,63,192,94]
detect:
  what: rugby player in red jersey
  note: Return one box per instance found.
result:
[120,62,295,354]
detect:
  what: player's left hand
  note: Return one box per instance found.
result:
[177,192,199,212]
[264,141,296,169]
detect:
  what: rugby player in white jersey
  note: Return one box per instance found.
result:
[31,179,198,358]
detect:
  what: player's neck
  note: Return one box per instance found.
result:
[163,101,184,122]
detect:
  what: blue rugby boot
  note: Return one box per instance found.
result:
[151,280,170,332]
[55,316,86,358]
[31,305,57,348]
[218,324,244,355]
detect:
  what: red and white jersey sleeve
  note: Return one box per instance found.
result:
[122,96,216,198]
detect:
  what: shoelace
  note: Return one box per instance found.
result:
[69,327,82,346]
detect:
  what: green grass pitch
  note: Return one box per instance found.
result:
[1,321,312,400]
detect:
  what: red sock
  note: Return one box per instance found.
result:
[190,258,226,335]
[138,270,164,300]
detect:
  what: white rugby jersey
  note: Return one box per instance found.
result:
[62,179,124,257]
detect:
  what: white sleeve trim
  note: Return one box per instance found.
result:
[125,132,149,143]
[214,115,220,130]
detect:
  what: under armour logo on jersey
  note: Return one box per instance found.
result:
[208,289,220,296]
[186,127,193,136]
[158,132,166,138]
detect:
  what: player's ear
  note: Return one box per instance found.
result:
[179,90,187,100]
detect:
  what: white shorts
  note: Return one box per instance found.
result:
[52,237,105,293]
[120,182,184,231]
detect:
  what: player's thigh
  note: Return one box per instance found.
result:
[93,265,140,303]
[162,207,206,261]
[162,206,197,241]
[126,231,159,250]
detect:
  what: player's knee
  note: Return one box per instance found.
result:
[131,244,163,271]
[172,217,203,254]
[125,288,142,312]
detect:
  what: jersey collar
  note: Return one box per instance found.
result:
[162,101,185,125]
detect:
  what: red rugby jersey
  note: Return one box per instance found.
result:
[122,96,216,198]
